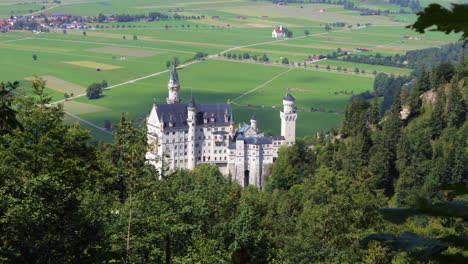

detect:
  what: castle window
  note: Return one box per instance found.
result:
[172,132,175,135]
[165,132,169,135]
[199,128,203,132]
[215,157,217,161]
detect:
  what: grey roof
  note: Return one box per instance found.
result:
[195,103,231,125]
[237,136,272,145]
[156,103,188,128]
[155,102,231,128]
[250,114,256,120]
[268,136,285,141]
[170,66,179,83]
[283,93,295,101]
[212,130,229,135]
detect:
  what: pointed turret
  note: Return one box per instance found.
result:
[188,96,196,109]
[250,114,257,130]
[167,66,181,104]
[170,66,179,83]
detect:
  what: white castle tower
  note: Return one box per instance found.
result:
[250,115,257,130]
[187,96,197,170]
[280,93,297,144]
[167,66,181,104]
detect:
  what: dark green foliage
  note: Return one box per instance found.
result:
[430,63,455,88]
[266,140,315,191]
[341,100,371,136]
[86,82,105,99]
[0,79,106,263]
[445,83,466,128]
[0,81,23,134]
[408,3,468,41]
[373,72,389,96]
[407,69,430,117]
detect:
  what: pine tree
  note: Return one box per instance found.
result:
[407,68,430,117]
[445,83,466,128]
[428,86,446,138]
[369,97,381,126]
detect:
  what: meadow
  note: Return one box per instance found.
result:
[0,0,462,141]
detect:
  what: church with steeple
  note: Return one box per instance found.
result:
[146,67,297,189]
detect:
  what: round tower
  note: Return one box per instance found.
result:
[250,115,257,130]
[187,96,197,170]
[280,93,297,144]
[167,66,181,104]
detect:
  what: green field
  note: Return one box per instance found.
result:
[0,0,463,142]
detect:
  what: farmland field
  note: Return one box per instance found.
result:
[0,0,463,142]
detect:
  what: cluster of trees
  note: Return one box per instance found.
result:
[341,53,407,68]
[1,56,465,262]
[389,0,422,13]
[165,57,180,68]
[97,12,204,23]
[405,42,465,71]
[339,42,466,73]
[362,44,467,114]
[193,52,209,60]
[12,20,40,31]
[86,80,108,99]
[223,52,270,62]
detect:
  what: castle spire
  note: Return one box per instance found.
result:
[167,66,181,104]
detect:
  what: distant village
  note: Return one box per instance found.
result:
[0,13,88,32]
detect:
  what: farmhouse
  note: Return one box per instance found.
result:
[146,67,297,189]
[272,25,286,38]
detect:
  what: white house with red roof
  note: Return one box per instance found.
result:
[272,25,286,38]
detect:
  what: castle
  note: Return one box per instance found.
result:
[146,67,297,189]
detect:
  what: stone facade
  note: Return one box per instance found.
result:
[146,67,297,189]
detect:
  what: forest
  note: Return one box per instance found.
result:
[1,3,467,263]
[0,50,466,263]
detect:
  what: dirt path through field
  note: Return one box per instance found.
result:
[64,111,114,135]
[231,68,292,102]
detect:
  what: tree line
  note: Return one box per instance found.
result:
[97,12,204,23]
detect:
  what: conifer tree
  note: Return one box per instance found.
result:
[407,68,430,117]
[445,83,466,128]
[428,86,446,138]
